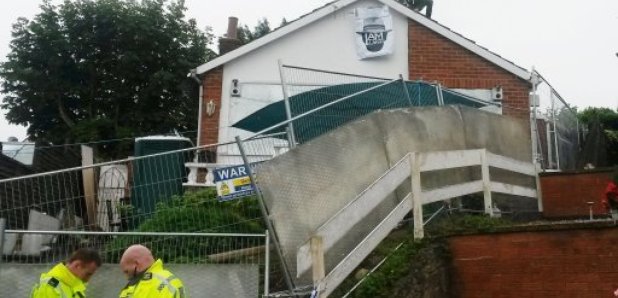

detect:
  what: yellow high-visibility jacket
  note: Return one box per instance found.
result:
[119,259,186,298]
[30,263,88,298]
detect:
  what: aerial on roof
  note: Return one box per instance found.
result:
[193,0,531,81]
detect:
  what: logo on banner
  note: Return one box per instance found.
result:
[358,18,389,52]
[355,5,393,59]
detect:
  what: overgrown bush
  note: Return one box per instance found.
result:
[334,214,511,297]
[105,189,265,263]
[427,213,511,236]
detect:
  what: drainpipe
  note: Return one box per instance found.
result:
[530,68,544,212]
[188,69,204,150]
[529,68,541,166]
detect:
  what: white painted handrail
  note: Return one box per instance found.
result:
[419,149,483,172]
[300,148,539,297]
[296,155,411,277]
[486,152,536,176]
[320,195,413,297]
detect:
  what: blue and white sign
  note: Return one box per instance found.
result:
[214,165,255,202]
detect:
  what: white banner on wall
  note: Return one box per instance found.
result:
[355,5,394,60]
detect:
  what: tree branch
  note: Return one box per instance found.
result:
[56,98,75,128]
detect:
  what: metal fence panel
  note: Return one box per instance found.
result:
[0,232,263,298]
[534,72,580,171]
[0,141,274,297]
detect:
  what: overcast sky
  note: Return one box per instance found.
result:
[1,0,617,142]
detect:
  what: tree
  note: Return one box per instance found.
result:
[237,18,271,45]
[578,107,618,130]
[1,0,215,158]
[578,107,618,166]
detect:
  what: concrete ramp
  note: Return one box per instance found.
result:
[255,106,536,286]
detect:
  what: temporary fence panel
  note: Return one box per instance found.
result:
[533,72,580,171]
[241,103,535,296]
[232,64,496,148]
[0,230,267,298]
[0,141,278,297]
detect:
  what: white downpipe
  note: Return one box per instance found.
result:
[530,69,544,212]
[189,70,204,163]
[196,84,204,147]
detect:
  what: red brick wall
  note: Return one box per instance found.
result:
[540,170,614,218]
[449,227,618,298]
[408,20,531,119]
[199,66,223,147]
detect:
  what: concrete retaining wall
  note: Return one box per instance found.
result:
[256,106,534,283]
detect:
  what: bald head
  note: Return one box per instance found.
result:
[119,245,155,279]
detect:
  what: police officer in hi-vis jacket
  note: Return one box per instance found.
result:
[31,248,102,298]
[119,244,186,298]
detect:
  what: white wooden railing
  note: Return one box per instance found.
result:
[183,145,289,187]
[300,149,539,297]
[183,163,225,187]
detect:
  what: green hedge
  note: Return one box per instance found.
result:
[105,189,265,263]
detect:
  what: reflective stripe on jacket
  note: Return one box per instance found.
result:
[30,263,87,298]
[119,259,186,298]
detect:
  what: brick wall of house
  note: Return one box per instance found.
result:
[408,20,531,119]
[449,227,618,297]
[199,66,223,147]
[540,169,615,218]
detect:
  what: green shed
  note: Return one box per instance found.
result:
[131,136,192,221]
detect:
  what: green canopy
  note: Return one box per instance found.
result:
[232,81,489,143]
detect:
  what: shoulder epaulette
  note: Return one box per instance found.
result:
[47,277,60,288]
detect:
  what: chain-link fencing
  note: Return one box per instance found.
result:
[0,140,282,297]
[534,71,580,171]
[0,63,519,297]
[0,230,267,297]
[230,64,494,149]
[229,65,505,295]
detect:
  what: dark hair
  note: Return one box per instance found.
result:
[68,248,102,267]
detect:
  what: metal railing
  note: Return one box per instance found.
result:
[0,228,270,297]
[0,139,285,297]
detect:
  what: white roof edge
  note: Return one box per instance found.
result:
[195,0,532,82]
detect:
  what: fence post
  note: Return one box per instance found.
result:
[310,235,326,298]
[550,92,560,170]
[546,120,553,168]
[535,164,544,213]
[399,74,413,107]
[264,229,270,297]
[0,218,5,265]
[235,136,297,296]
[278,60,297,148]
[435,83,445,106]
[410,153,424,239]
[480,150,494,217]
[81,145,97,226]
